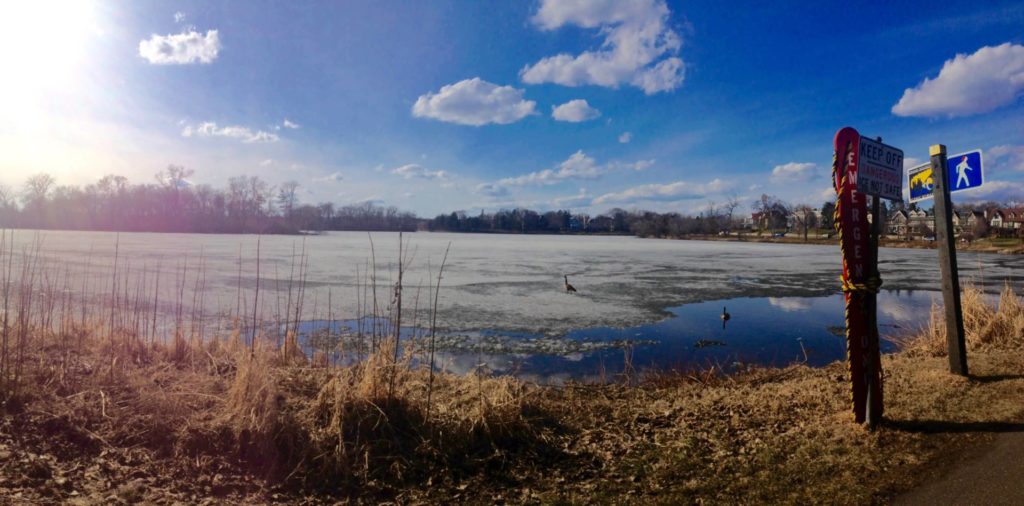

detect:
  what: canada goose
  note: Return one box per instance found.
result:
[564,275,577,293]
[721,306,730,329]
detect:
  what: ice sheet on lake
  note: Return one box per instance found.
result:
[8,230,1022,336]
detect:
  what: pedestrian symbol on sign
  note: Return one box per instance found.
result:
[946,149,983,193]
[955,155,973,189]
[907,149,984,203]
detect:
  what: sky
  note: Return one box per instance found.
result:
[0,0,1022,217]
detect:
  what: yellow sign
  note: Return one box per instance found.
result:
[908,163,934,203]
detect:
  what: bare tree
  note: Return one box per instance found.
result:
[277,180,300,219]
[792,204,817,242]
[0,184,14,209]
[21,173,55,207]
[722,195,741,234]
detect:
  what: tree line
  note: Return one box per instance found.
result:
[5,169,1011,240]
[0,168,418,233]
[0,168,838,239]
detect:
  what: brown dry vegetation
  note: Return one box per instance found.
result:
[0,236,1022,503]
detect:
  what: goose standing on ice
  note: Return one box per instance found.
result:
[564,275,577,294]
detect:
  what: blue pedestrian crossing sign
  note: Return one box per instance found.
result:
[906,149,984,203]
[948,150,983,193]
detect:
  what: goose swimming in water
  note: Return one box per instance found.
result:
[721,306,730,329]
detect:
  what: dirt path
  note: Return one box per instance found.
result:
[894,427,1024,505]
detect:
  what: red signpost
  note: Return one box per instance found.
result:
[832,127,884,426]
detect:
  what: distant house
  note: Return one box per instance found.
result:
[908,209,931,235]
[990,209,1005,229]
[888,209,908,236]
[968,210,985,229]
[745,211,770,230]
[952,211,965,235]
[745,212,764,230]
[1001,208,1024,230]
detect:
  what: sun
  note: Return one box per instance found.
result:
[0,0,100,110]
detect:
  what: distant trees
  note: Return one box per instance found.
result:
[0,170,419,234]
[427,203,753,239]
[792,204,817,242]
[820,201,836,233]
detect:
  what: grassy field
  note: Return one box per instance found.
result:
[1,279,1022,504]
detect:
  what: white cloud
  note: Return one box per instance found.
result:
[768,297,811,312]
[521,0,685,94]
[619,131,633,143]
[497,150,653,187]
[259,159,273,167]
[553,188,593,208]
[551,99,601,122]
[282,119,300,129]
[818,187,837,202]
[139,30,220,65]
[626,159,655,171]
[173,11,186,23]
[593,178,732,205]
[312,172,344,183]
[500,150,601,186]
[903,157,925,170]
[987,144,1024,173]
[957,180,1024,204]
[181,122,279,143]
[770,162,819,183]
[475,183,510,197]
[391,163,449,180]
[631,57,686,94]
[412,78,537,126]
[892,42,1024,117]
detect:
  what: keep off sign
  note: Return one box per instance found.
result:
[856,136,904,201]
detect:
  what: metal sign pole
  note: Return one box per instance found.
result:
[864,192,883,429]
[930,144,968,376]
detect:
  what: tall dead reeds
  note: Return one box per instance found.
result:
[899,282,1024,355]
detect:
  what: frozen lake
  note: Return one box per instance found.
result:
[9,230,1023,378]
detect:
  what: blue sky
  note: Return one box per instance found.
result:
[1,0,1022,216]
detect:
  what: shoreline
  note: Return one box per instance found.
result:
[3,225,1021,254]
[653,232,1024,255]
[1,284,1021,503]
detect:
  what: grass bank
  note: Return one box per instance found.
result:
[0,283,1021,504]
[666,233,1024,254]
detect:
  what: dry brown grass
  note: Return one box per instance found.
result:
[1,283,1023,504]
[899,283,1024,356]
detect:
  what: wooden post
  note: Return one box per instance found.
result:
[930,144,968,376]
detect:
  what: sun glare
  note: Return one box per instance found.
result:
[0,0,99,111]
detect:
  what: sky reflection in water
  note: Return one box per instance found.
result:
[297,289,940,384]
